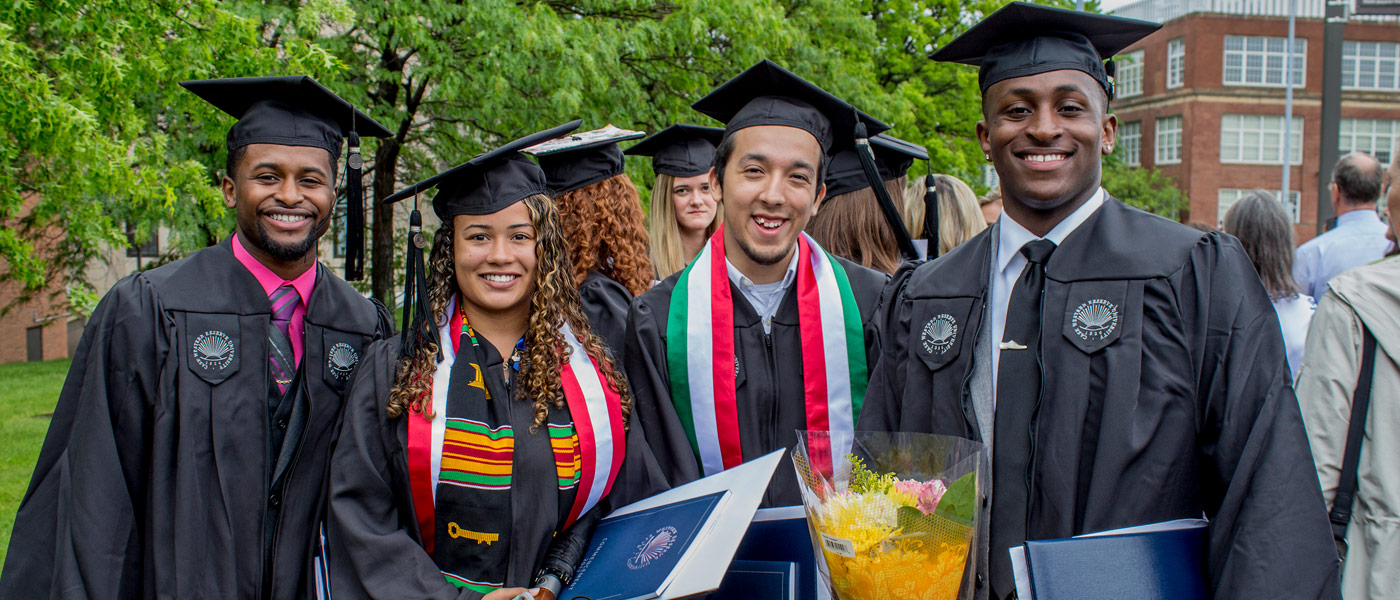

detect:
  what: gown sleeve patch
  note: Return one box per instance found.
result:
[1060,280,1128,354]
[185,313,241,385]
[911,298,976,372]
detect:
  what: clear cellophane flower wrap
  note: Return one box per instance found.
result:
[793,431,986,600]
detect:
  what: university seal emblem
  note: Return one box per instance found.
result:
[627,526,678,570]
[328,343,359,380]
[1072,299,1120,341]
[193,330,235,371]
[921,314,957,355]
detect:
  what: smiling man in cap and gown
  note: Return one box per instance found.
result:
[0,76,395,599]
[855,4,1342,598]
[623,60,890,508]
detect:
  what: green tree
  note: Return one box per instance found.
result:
[0,0,337,314]
[1101,153,1187,219]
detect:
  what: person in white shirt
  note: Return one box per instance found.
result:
[1294,152,1391,299]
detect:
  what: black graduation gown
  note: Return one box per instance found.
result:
[0,237,392,600]
[578,270,632,358]
[325,336,661,599]
[858,198,1341,599]
[623,256,888,507]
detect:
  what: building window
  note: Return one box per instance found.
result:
[329,196,348,259]
[1118,49,1144,98]
[981,164,999,191]
[1218,188,1302,226]
[1220,114,1303,165]
[1223,36,1305,88]
[1118,121,1142,166]
[125,222,158,258]
[1167,38,1185,89]
[1339,118,1400,164]
[1155,116,1183,165]
[1342,41,1400,91]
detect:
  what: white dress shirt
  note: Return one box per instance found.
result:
[726,249,800,334]
[990,188,1105,404]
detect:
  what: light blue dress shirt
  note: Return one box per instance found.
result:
[1293,209,1393,299]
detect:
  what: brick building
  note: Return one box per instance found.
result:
[1110,0,1400,242]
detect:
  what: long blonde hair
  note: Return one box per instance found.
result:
[386,195,632,432]
[805,177,908,274]
[904,174,986,256]
[647,173,721,279]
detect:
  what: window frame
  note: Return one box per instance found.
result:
[1222,35,1306,89]
[1155,115,1184,165]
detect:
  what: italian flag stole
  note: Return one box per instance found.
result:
[665,226,867,477]
[406,296,625,592]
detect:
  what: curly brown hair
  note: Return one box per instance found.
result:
[554,174,655,296]
[386,195,632,432]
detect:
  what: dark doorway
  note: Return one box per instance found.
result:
[26,325,42,362]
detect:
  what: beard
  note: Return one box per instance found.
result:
[734,232,793,266]
[254,216,327,262]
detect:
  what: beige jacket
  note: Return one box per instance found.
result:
[1296,256,1400,599]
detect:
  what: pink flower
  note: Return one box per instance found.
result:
[894,479,949,515]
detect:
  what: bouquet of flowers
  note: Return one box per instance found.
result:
[793,431,985,600]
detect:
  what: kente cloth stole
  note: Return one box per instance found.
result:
[665,226,867,477]
[407,296,625,593]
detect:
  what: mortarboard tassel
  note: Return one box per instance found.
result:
[345,131,365,281]
[853,118,920,263]
[399,206,441,361]
[1104,59,1117,102]
[924,174,940,260]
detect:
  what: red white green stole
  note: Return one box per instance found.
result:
[665,226,867,476]
[406,297,625,593]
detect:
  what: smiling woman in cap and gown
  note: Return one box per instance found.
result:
[0,76,395,599]
[626,124,726,279]
[623,60,890,508]
[323,121,664,600]
[855,3,1342,598]
[523,126,653,355]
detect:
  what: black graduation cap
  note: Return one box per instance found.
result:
[180,75,393,281]
[930,2,1161,101]
[624,124,725,178]
[824,133,929,198]
[522,125,646,196]
[380,120,582,222]
[692,59,890,153]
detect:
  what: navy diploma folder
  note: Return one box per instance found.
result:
[708,560,797,600]
[733,507,818,600]
[1023,524,1208,600]
[561,491,728,600]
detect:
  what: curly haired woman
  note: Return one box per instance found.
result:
[625,124,725,279]
[324,123,661,600]
[529,127,655,354]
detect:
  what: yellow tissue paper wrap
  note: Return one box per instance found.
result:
[793,432,986,600]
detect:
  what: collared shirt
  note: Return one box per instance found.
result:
[231,232,317,366]
[726,249,801,334]
[990,188,1105,404]
[1293,209,1393,299]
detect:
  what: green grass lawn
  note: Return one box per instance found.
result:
[0,359,69,567]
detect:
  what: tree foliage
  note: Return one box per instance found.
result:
[3,0,1182,314]
[0,0,339,314]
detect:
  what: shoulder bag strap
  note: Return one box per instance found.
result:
[1328,324,1377,545]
